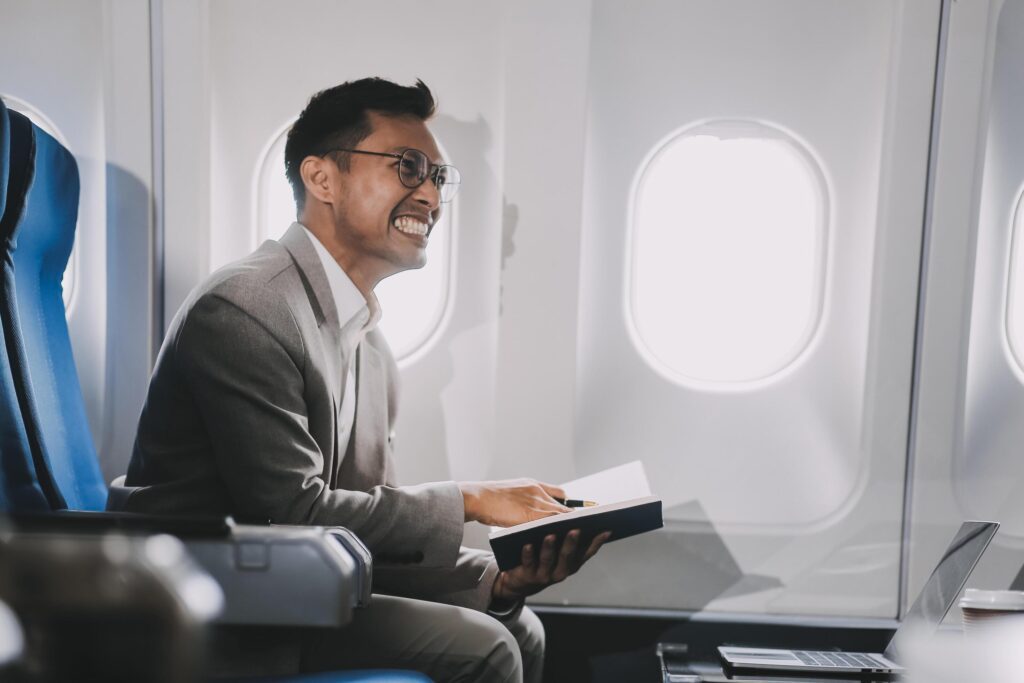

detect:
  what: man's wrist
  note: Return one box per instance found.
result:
[490,570,520,603]
[488,596,522,618]
[458,481,479,523]
[488,573,523,617]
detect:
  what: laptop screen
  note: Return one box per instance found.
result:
[885,520,999,660]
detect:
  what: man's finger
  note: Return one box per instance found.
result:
[521,543,536,571]
[581,531,613,563]
[537,482,567,501]
[554,530,580,580]
[536,500,571,516]
[537,534,557,582]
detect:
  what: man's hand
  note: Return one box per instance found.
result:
[491,530,612,607]
[459,479,571,527]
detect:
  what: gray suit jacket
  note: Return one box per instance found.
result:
[119,224,499,670]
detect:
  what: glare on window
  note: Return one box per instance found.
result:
[256,124,453,362]
[627,122,827,385]
[2,95,77,315]
[1005,188,1024,370]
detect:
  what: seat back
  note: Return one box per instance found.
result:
[0,98,53,512]
[0,96,7,220]
[0,104,106,511]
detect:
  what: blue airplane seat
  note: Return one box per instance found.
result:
[0,99,433,683]
[0,107,107,511]
[0,98,61,513]
[0,94,7,218]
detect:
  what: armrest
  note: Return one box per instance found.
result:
[6,511,364,628]
[322,526,373,607]
[8,510,232,537]
[268,524,373,608]
[185,524,361,627]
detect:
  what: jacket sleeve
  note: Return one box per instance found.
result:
[373,547,502,614]
[176,289,464,569]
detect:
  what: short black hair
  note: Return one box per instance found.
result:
[284,77,436,210]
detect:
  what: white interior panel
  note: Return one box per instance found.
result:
[905,0,1024,617]
[558,0,938,615]
[906,0,1024,614]
[961,0,1024,539]
[579,0,890,528]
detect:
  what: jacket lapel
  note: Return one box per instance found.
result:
[344,341,388,491]
[279,223,344,409]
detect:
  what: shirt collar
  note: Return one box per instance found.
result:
[300,224,381,337]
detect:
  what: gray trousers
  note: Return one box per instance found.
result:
[300,595,545,683]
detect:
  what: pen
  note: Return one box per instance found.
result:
[554,497,598,508]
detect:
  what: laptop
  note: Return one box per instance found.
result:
[718,520,1000,676]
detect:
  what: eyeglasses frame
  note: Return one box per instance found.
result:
[323,147,460,203]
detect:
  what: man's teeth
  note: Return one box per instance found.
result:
[393,216,429,237]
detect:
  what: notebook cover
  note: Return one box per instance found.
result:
[488,496,663,571]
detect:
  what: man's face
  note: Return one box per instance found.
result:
[329,111,444,282]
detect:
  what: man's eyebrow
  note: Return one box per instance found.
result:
[392,145,446,164]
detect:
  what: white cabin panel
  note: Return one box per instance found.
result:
[554,0,939,616]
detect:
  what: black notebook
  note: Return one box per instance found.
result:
[488,496,664,571]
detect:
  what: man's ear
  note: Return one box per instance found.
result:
[300,155,336,205]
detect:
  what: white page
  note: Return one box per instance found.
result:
[489,495,660,538]
[560,460,652,504]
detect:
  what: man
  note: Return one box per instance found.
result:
[116,78,608,682]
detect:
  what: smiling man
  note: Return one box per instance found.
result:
[117,78,608,682]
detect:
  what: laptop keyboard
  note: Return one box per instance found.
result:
[793,651,889,669]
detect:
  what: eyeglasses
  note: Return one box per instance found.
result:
[325,147,461,203]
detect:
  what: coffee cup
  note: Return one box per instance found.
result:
[959,589,1024,634]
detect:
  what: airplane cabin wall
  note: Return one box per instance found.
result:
[144,0,946,618]
[908,0,1024,617]
[542,0,939,617]
[5,0,1024,625]
[0,0,154,483]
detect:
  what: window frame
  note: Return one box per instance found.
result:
[623,118,830,390]
[1002,183,1024,376]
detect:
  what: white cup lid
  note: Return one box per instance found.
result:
[959,589,1024,610]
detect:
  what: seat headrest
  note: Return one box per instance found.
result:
[0,110,35,252]
[1,111,77,273]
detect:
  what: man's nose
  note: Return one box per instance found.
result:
[412,175,441,210]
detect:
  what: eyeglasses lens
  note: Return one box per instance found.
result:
[398,150,428,187]
[435,165,460,203]
[399,149,460,203]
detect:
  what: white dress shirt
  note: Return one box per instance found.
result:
[301,224,381,457]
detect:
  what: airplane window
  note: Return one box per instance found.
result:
[627,121,827,385]
[256,124,454,363]
[1005,187,1024,370]
[2,95,78,316]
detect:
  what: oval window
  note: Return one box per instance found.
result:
[256,123,454,363]
[627,121,828,385]
[2,94,78,315]
[1005,187,1024,370]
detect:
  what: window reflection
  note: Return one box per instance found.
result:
[1005,189,1024,370]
